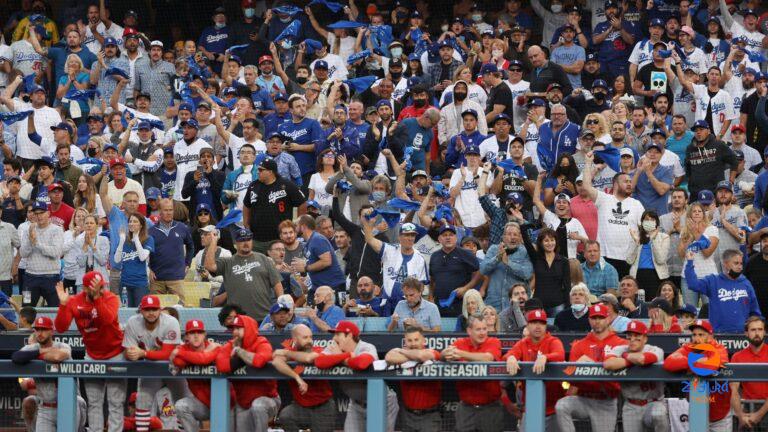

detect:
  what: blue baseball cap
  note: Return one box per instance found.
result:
[480,63,498,75]
[492,113,512,125]
[29,84,46,94]
[604,0,619,9]
[146,187,161,200]
[103,143,118,153]
[407,76,422,87]
[137,121,152,130]
[465,144,481,155]
[439,225,457,235]
[691,120,709,131]
[196,203,212,214]
[104,37,119,47]
[697,189,714,205]
[178,102,195,113]
[269,302,291,314]
[273,93,288,101]
[676,303,698,316]
[649,18,665,27]
[528,98,546,107]
[35,156,55,168]
[586,52,598,63]
[461,108,478,119]
[742,8,758,18]
[313,60,329,70]
[509,60,524,69]
[87,113,104,122]
[222,87,237,96]
[592,79,608,90]
[267,132,286,142]
[376,99,392,109]
[306,200,321,209]
[649,128,666,138]
[180,119,199,129]
[235,228,253,242]
[229,55,243,65]
[31,201,48,212]
[506,192,523,204]
[163,146,175,155]
[50,122,73,135]
[716,180,733,192]
[438,39,453,49]
[407,53,420,61]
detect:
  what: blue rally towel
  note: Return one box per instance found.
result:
[216,209,242,229]
[65,89,100,101]
[432,182,450,199]
[368,25,394,56]
[210,95,237,110]
[347,49,371,65]
[226,44,250,54]
[22,74,39,93]
[365,208,401,228]
[0,110,33,126]
[434,203,453,222]
[403,146,413,171]
[328,20,366,30]
[304,39,323,55]
[496,159,527,179]
[273,5,303,16]
[658,49,673,58]
[275,20,301,43]
[593,146,622,172]
[105,67,129,79]
[336,179,351,192]
[343,76,377,93]
[308,0,344,13]
[439,290,458,308]
[387,198,421,212]
[536,144,556,172]
[744,49,767,63]
[687,234,712,252]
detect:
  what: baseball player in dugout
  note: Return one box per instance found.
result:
[216,314,281,432]
[556,304,628,432]
[314,320,399,431]
[603,320,669,432]
[271,324,336,432]
[54,270,126,432]
[12,316,87,431]
[385,327,443,432]
[172,319,234,432]
[505,309,565,431]
[122,294,189,432]
[664,319,732,431]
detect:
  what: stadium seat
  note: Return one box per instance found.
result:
[362,317,388,332]
[182,282,213,307]
[441,317,458,331]
[177,308,225,331]
[11,295,21,306]
[156,294,180,307]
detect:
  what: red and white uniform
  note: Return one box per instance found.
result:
[503,333,565,416]
[54,290,123,359]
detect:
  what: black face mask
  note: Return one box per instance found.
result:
[295,77,308,85]
[414,99,427,108]
[593,92,606,101]
[391,71,402,80]
[454,92,467,102]
[87,148,98,157]
[728,269,742,279]
[417,185,429,195]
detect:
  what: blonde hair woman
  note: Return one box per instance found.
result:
[439,65,488,108]
[604,100,630,125]
[455,289,485,331]
[648,298,682,333]
[482,305,501,332]
[582,113,611,144]
[56,54,90,123]
[677,202,719,307]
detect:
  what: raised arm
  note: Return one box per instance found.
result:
[360,208,384,254]
[581,151,598,202]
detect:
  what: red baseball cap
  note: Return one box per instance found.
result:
[185,319,206,333]
[731,124,746,133]
[109,157,126,168]
[229,315,246,328]
[139,295,161,310]
[526,309,548,323]
[33,316,53,330]
[47,183,64,192]
[329,320,360,337]
[258,55,274,65]
[625,320,648,335]
[241,0,255,7]
[82,271,105,289]
[589,304,609,318]
[123,27,140,38]
[689,319,713,334]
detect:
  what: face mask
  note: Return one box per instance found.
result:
[441,25,449,32]
[472,14,483,23]
[729,269,742,279]
[372,191,386,202]
[139,137,153,145]
[391,71,402,80]
[87,148,97,157]
[571,303,586,312]
[244,8,255,18]
[551,4,563,13]
[492,49,503,58]
[454,91,467,101]
[215,22,225,29]
[414,99,427,108]
[281,40,292,49]
[594,91,605,101]
[642,220,657,231]
[391,48,403,58]
[397,11,408,19]
[295,76,308,84]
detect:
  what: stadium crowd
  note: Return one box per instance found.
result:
[0,0,768,430]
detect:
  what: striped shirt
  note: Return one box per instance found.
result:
[19,222,64,276]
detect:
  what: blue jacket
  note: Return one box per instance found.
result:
[754,171,768,212]
[221,165,259,211]
[148,221,195,280]
[538,121,580,162]
[479,243,533,311]
[685,260,762,333]
[317,124,361,160]
[445,130,487,168]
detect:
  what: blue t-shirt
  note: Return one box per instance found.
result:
[592,20,639,77]
[347,120,371,150]
[119,236,155,287]
[263,112,291,137]
[58,72,90,112]
[666,131,693,165]
[633,164,674,215]
[400,117,434,171]
[551,44,585,89]
[278,117,324,176]
[159,169,176,198]
[251,89,276,115]
[347,296,392,318]
[638,243,654,270]
[197,26,231,54]
[304,232,346,288]
[47,46,97,84]
[309,304,345,333]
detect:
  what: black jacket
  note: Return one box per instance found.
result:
[684,134,737,198]
[180,169,226,220]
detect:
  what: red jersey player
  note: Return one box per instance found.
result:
[730,316,768,429]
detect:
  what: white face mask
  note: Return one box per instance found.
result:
[244,8,255,18]
[390,47,403,58]
[441,25,449,32]
[492,49,503,58]
[642,220,657,232]
[551,4,563,13]
[472,14,483,23]
[572,303,586,312]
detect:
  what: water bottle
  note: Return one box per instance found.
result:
[637,289,646,304]
[121,287,128,306]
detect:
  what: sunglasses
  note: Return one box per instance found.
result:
[509,68,523,72]
[198,210,210,216]
[323,153,336,158]
[586,119,599,125]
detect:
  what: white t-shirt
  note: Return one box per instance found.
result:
[326,33,357,67]
[228,134,266,170]
[108,178,147,207]
[659,150,685,179]
[543,209,587,259]
[671,79,696,127]
[628,39,658,70]
[172,138,213,201]
[440,82,489,108]
[233,166,254,209]
[505,80,531,134]
[308,173,333,209]
[449,166,494,228]
[311,53,348,81]
[524,122,543,169]
[84,22,124,53]
[594,191,645,260]
[12,100,61,160]
[380,243,428,298]
[680,47,708,75]
[691,84,737,138]
[688,224,719,277]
